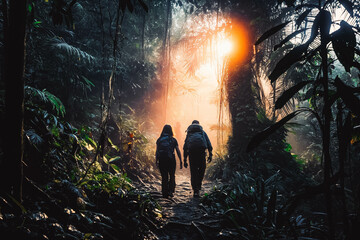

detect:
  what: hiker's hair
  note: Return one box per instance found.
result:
[160,124,174,137]
[192,120,200,124]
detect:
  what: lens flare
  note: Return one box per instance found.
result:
[217,38,233,57]
[229,21,251,65]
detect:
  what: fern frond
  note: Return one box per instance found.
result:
[44,90,66,117]
[25,85,47,102]
[25,86,66,117]
[26,129,44,146]
[50,37,96,64]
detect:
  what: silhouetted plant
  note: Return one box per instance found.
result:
[248,0,360,238]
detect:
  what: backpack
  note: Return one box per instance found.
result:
[186,125,207,151]
[157,135,174,159]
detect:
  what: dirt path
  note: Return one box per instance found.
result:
[139,173,224,239]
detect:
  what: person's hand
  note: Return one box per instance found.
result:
[184,161,188,168]
[180,161,183,169]
[207,155,212,163]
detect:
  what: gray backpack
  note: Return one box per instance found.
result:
[186,125,207,150]
[157,135,174,159]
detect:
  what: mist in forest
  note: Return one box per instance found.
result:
[1,0,360,239]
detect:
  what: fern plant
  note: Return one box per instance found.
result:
[25,85,66,117]
[202,171,326,239]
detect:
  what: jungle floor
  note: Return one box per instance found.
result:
[139,173,232,240]
[1,168,239,240]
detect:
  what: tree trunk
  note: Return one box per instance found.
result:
[161,0,171,124]
[320,30,334,240]
[337,103,350,237]
[1,0,27,202]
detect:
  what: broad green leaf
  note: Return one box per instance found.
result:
[109,156,121,163]
[246,110,303,152]
[33,21,42,28]
[284,143,292,152]
[108,138,120,151]
[110,164,121,174]
[334,76,360,116]
[275,81,312,109]
[255,21,291,46]
[269,43,309,82]
[319,10,331,38]
[274,29,307,51]
[87,137,97,148]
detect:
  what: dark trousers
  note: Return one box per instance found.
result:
[159,157,176,197]
[189,150,206,192]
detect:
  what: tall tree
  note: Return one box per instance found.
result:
[1,0,27,201]
[225,0,279,152]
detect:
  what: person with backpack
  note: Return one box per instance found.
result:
[156,124,182,198]
[183,120,212,197]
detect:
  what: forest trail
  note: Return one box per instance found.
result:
[139,174,224,240]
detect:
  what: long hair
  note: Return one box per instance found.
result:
[160,124,174,137]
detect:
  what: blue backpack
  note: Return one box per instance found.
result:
[157,135,174,159]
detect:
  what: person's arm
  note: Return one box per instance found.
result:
[175,145,182,169]
[155,141,159,166]
[204,131,213,162]
[183,135,188,168]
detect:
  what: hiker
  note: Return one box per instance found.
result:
[183,120,212,197]
[156,124,183,198]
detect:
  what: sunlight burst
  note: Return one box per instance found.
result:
[217,38,233,57]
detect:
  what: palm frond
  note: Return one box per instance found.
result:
[25,86,66,117]
[44,90,66,117]
[49,37,96,64]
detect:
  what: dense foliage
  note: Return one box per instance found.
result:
[0,0,360,239]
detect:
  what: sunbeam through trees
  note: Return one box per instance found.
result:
[0,0,360,239]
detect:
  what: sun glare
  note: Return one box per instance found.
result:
[218,38,233,57]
